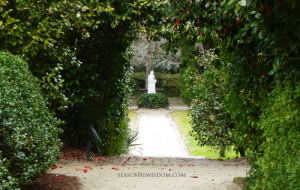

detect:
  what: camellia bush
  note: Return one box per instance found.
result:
[0,52,62,189]
[137,93,169,109]
[184,49,241,157]
[143,0,300,189]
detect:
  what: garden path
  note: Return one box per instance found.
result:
[49,97,249,190]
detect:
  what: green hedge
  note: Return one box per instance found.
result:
[131,72,180,97]
[137,93,169,109]
[251,83,300,189]
[0,52,62,189]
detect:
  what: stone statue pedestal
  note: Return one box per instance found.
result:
[148,71,156,94]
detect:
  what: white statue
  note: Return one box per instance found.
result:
[148,71,156,94]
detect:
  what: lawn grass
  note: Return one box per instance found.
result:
[171,110,242,159]
[128,110,138,128]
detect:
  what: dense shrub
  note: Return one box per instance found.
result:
[131,72,180,97]
[0,52,62,189]
[132,62,179,74]
[250,82,300,189]
[137,93,169,109]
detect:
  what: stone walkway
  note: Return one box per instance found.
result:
[129,109,191,157]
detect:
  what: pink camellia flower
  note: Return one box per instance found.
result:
[83,169,88,173]
[174,28,177,31]
[176,20,179,26]
[56,176,61,179]
[201,33,204,36]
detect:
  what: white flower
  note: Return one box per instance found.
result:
[82,6,88,12]
[76,13,80,18]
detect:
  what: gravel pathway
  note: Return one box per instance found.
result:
[129,108,191,157]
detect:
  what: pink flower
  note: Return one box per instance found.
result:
[201,33,204,36]
[56,176,61,179]
[263,73,266,77]
[83,169,88,173]
[174,28,177,31]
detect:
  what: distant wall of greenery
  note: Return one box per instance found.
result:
[130,72,180,97]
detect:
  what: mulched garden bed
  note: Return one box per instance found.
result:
[21,173,82,190]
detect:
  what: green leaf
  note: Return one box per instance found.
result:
[235,3,240,14]
[255,13,261,19]
[258,30,264,39]
[292,0,296,9]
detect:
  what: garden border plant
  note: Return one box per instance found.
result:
[0,52,62,189]
[137,93,169,109]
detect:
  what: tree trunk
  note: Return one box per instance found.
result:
[238,147,246,157]
[219,145,226,158]
[145,42,151,89]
